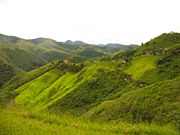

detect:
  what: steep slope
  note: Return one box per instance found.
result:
[10,62,128,112]
[0,45,46,71]
[0,62,57,105]
[85,77,180,129]
[125,55,158,80]
[136,32,180,55]
[0,34,20,44]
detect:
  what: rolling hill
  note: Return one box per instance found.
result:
[0,32,179,135]
[0,33,137,87]
[0,33,138,64]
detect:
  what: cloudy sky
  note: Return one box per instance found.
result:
[0,0,180,44]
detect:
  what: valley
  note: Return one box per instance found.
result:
[0,32,180,135]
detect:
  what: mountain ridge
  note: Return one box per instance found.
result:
[0,33,138,86]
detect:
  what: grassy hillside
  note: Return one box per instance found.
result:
[139,54,180,84]
[125,56,157,80]
[0,33,137,86]
[0,110,178,135]
[51,67,133,115]
[11,62,125,112]
[85,77,180,128]
[0,62,57,105]
[0,45,46,71]
[0,32,179,134]
[0,33,137,64]
[136,32,180,55]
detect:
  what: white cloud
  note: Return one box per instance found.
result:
[0,0,180,44]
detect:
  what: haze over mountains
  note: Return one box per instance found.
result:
[0,33,137,87]
[0,33,137,67]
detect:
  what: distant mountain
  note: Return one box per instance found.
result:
[0,33,137,86]
[0,33,138,64]
[28,38,48,45]
[64,40,87,45]
[0,34,20,44]
[105,43,125,48]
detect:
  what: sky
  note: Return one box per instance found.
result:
[0,0,180,45]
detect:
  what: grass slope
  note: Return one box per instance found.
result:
[125,55,157,80]
[0,45,46,71]
[15,69,62,105]
[0,110,178,135]
[0,32,179,134]
[0,62,57,105]
[136,32,180,55]
[13,63,118,111]
[51,66,133,115]
[86,77,180,129]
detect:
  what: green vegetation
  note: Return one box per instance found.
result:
[0,33,137,66]
[136,32,180,55]
[0,32,180,134]
[0,33,137,85]
[51,67,133,115]
[0,110,178,135]
[2,62,57,91]
[14,69,62,105]
[0,63,16,87]
[85,77,180,129]
[0,44,46,71]
[125,56,157,80]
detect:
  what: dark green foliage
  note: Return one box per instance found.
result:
[1,62,56,91]
[87,77,180,129]
[0,47,46,71]
[40,50,70,61]
[0,63,16,88]
[157,54,180,79]
[68,63,84,73]
[0,44,47,73]
[139,54,180,84]
[113,49,137,62]
[54,60,84,73]
[0,34,20,44]
[136,32,180,55]
[78,48,105,58]
[0,63,57,107]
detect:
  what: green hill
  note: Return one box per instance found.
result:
[0,33,137,87]
[85,77,180,128]
[125,55,158,80]
[0,32,179,134]
[0,34,137,64]
[0,45,46,71]
[136,32,180,55]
